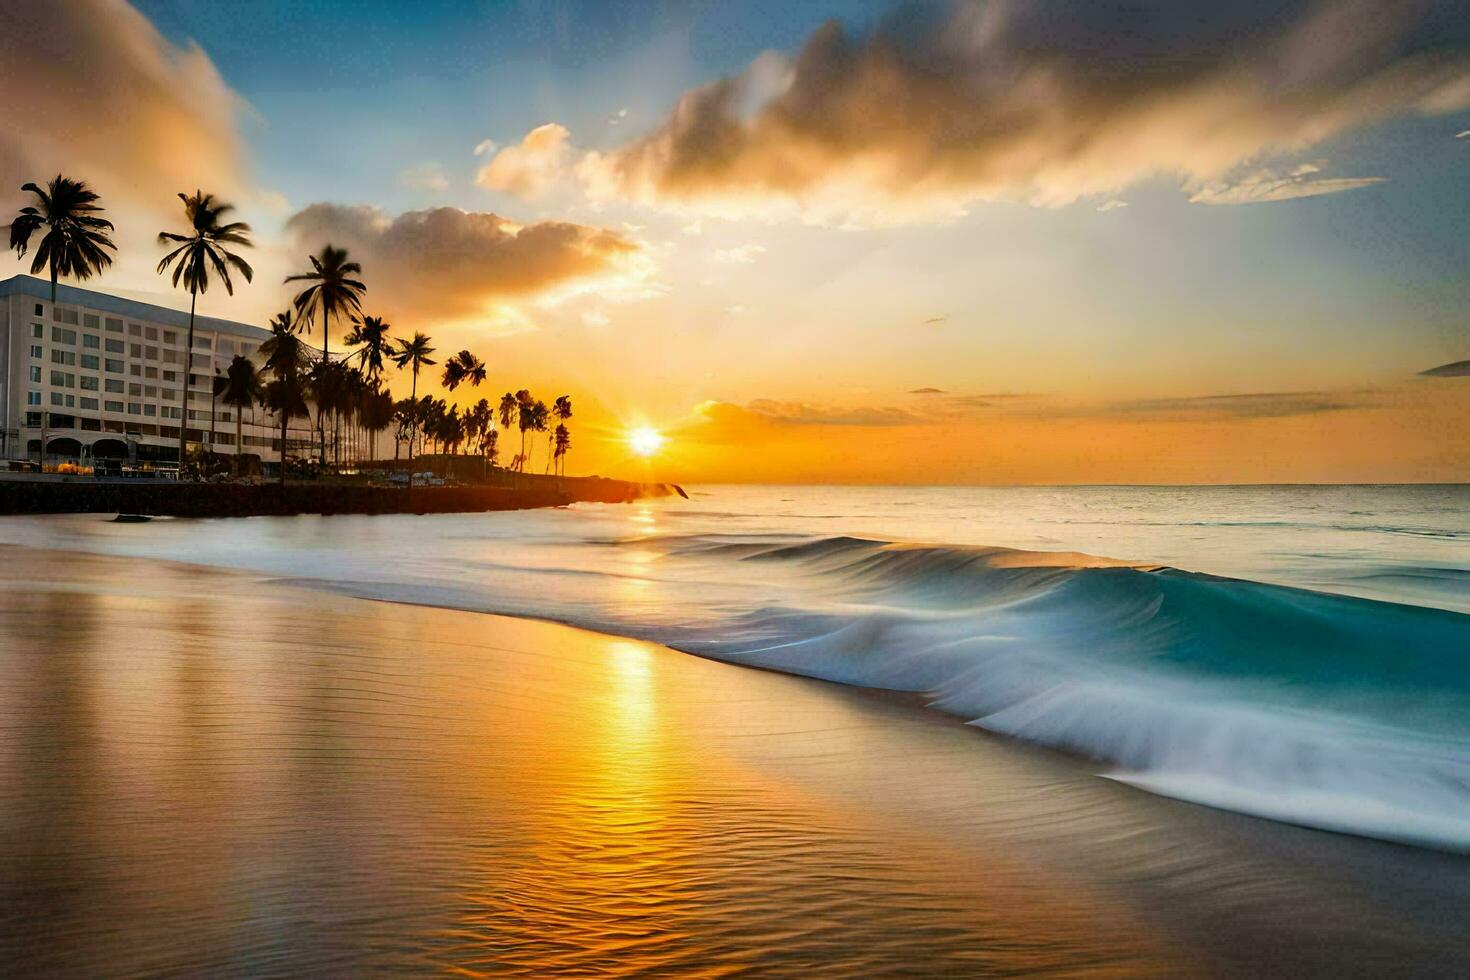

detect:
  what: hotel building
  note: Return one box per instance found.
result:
[0,274,288,467]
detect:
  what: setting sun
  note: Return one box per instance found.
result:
[629,427,665,457]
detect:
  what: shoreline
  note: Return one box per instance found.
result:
[1,541,1467,974]
[0,472,681,517]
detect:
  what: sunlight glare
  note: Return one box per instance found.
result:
[630,427,665,457]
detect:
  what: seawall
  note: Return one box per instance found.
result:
[0,475,679,518]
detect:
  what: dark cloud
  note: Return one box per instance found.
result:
[1420,359,1470,377]
[285,204,652,322]
[745,399,927,426]
[1060,390,1372,421]
[909,387,946,394]
[583,0,1470,223]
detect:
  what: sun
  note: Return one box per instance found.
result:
[629,427,665,457]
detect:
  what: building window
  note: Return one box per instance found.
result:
[105,317,123,333]
[83,333,99,349]
[145,346,158,360]
[163,349,179,363]
[144,385,158,398]
[80,418,101,432]
[29,366,41,383]
[194,336,213,350]
[30,345,42,359]
[80,376,99,391]
[26,391,41,406]
[128,383,142,396]
[80,397,98,411]
[105,359,124,373]
[83,314,99,329]
[34,303,43,317]
[54,308,78,325]
[190,354,210,369]
[50,371,75,388]
[81,354,99,370]
[162,389,176,402]
[130,365,141,377]
[51,350,76,366]
[163,371,177,382]
[51,327,77,345]
[104,401,124,413]
[217,339,236,355]
[143,405,157,417]
[105,338,124,353]
[50,392,64,407]
[164,331,178,345]
[105,379,123,394]
[145,327,158,341]
[128,323,143,337]
[130,344,142,358]
[25,411,42,427]
[31,322,43,338]
[127,403,141,415]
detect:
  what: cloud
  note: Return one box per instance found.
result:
[399,163,450,192]
[473,138,497,156]
[1096,200,1129,212]
[1458,130,1470,139]
[476,123,573,198]
[1055,390,1372,422]
[0,0,250,279]
[285,204,653,323]
[921,315,948,325]
[909,387,946,394]
[1189,163,1385,204]
[711,243,766,264]
[1420,359,1470,377]
[743,399,926,426]
[579,1,1470,224]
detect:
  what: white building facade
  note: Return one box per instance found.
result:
[0,275,286,467]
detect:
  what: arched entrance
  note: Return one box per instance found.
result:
[45,437,83,461]
[91,438,130,460]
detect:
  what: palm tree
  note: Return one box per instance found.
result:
[157,191,254,473]
[345,314,392,382]
[260,311,312,485]
[441,349,487,392]
[9,176,117,469]
[554,423,571,478]
[286,245,365,466]
[515,390,536,472]
[390,332,436,487]
[217,355,264,476]
[548,394,573,474]
[8,175,117,303]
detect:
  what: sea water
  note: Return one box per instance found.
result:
[2,483,1466,850]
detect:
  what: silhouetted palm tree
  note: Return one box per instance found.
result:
[8,175,117,302]
[391,332,436,487]
[217,355,264,475]
[345,314,393,383]
[548,394,573,474]
[286,245,365,465]
[554,423,571,478]
[441,349,487,392]
[9,176,117,468]
[157,191,254,471]
[260,311,312,485]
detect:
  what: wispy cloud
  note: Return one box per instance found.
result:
[711,243,766,265]
[1420,359,1470,377]
[579,1,1470,225]
[1189,163,1385,205]
[909,387,945,394]
[741,399,927,427]
[1096,200,1128,212]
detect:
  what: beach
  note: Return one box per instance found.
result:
[2,541,1468,976]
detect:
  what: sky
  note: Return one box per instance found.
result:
[2,0,1468,483]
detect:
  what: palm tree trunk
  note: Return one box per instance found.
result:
[179,287,197,476]
[235,410,242,477]
[209,383,218,467]
[406,369,418,491]
[318,311,328,470]
[279,406,288,486]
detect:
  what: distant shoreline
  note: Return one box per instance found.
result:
[0,473,681,518]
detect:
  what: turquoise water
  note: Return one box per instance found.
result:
[3,483,1467,849]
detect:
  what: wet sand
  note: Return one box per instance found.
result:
[0,545,1467,976]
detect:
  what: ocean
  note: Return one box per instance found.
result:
[2,483,1466,851]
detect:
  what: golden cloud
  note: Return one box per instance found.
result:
[581,0,1470,224]
[476,124,573,199]
[285,204,654,324]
